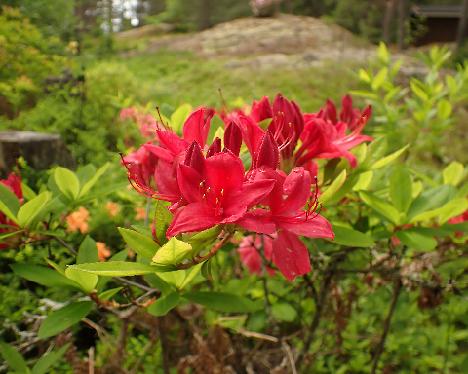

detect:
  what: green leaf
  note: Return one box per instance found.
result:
[271,303,297,322]
[98,287,123,301]
[147,291,180,317]
[437,99,452,119]
[353,170,373,191]
[371,67,388,90]
[153,200,172,244]
[412,197,468,224]
[371,145,409,169]
[118,227,159,260]
[68,261,172,277]
[389,166,412,213]
[443,161,464,186]
[0,183,20,223]
[17,192,51,228]
[183,292,261,313]
[360,191,400,225]
[64,267,98,293]
[0,341,30,374]
[54,167,80,200]
[31,344,69,374]
[410,79,428,101]
[78,163,110,198]
[377,42,389,63]
[38,301,93,339]
[408,185,455,221]
[320,169,346,204]
[332,225,375,247]
[20,182,37,201]
[170,104,192,134]
[11,264,78,288]
[395,229,437,251]
[152,237,192,266]
[77,236,99,264]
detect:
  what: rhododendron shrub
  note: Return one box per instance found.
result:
[1,90,467,372]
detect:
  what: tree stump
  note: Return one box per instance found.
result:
[0,131,75,175]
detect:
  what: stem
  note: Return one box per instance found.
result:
[175,231,233,269]
[370,278,402,374]
[158,317,170,374]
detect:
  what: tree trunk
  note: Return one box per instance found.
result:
[0,131,75,175]
[456,0,468,50]
[198,0,212,30]
[382,0,396,44]
[397,0,408,50]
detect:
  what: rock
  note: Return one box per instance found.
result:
[0,131,75,174]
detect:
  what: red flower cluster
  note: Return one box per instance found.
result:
[122,94,372,280]
[0,173,22,250]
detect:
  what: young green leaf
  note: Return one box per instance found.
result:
[395,229,437,251]
[170,103,192,134]
[0,341,30,374]
[407,185,455,221]
[152,237,192,266]
[371,145,409,169]
[390,166,412,213]
[78,163,110,198]
[54,167,80,200]
[98,287,123,301]
[332,225,374,247]
[320,169,346,204]
[38,301,93,339]
[147,291,180,317]
[360,191,400,225]
[0,183,20,223]
[68,261,172,277]
[183,292,261,313]
[442,161,464,186]
[64,267,98,293]
[272,303,297,322]
[118,227,159,259]
[77,236,99,264]
[17,192,51,228]
[11,264,78,288]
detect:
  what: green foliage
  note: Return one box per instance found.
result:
[355,43,468,163]
[0,6,65,117]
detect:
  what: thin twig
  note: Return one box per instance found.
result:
[282,340,297,374]
[370,278,402,374]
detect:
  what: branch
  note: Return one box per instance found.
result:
[370,278,402,374]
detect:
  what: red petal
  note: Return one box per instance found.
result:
[166,203,218,237]
[272,231,311,281]
[255,131,279,169]
[224,121,242,156]
[279,167,311,214]
[276,214,334,239]
[235,209,276,234]
[177,165,202,203]
[205,151,244,196]
[144,143,174,163]
[156,130,188,155]
[207,137,222,157]
[183,107,215,146]
[250,96,272,122]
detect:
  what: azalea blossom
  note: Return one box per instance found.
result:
[122,99,342,280]
[66,207,90,234]
[96,242,112,261]
[105,202,120,217]
[0,173,22,250]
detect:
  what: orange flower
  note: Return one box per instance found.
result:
[135,207,146,221]
[105,202,120,217]
[96,242,111,261]
[66,207,90,234]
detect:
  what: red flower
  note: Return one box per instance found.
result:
[449,209,468,238]
[0,173,22,250]
[295,97,372,168]
[238,231,313,281]
[167,147,275,237]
